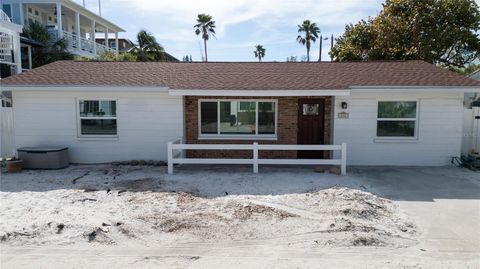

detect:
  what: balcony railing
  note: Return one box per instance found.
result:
[0,32,13,64]
[95,42,110,55]
[80,36,94,52]
[59,30,114,56]
[62,31,78,49]
[0,9,11,22]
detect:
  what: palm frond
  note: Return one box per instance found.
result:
[22,21,52,44]
[131,30,166,62]
[194,13,216,40]
[297,20,321,45]
[297,36,306,44]
[254,45,266,58]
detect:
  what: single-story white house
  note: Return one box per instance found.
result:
[1,60,479,170]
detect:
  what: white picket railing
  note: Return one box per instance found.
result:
[0,9,11,22]
[0,10,14,64]
[0,32,13,63]
[80,36,94,53]
[59,30,114,56]
[167,139,347,175]
[96,43,112,55]
[62,30,78,49]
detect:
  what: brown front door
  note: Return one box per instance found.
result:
[297,99,325,159]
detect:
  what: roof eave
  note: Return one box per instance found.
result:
[168,89,351,96]
[350,85,480,93]
[61,0,125,32]
[0,20,23,33]
[0,85,169,92]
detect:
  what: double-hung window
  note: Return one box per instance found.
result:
[78,100,117,137]
[199,100,276,138]
[376,101,418,139]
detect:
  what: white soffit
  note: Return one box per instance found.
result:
[0,86,170,92]
[168,89,351,96]
[350,85,480,93]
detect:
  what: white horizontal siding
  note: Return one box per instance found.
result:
[12,89,467,166]
[12,91,183,163]
[333,92,464,166]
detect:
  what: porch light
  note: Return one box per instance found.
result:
[341,102,348,109]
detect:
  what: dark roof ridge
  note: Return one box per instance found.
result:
[65,60,427,64]
[2,60,478,89]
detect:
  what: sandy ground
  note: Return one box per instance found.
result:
[1,164,479,268]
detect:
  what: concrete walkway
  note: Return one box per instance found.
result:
[354,166,480,255]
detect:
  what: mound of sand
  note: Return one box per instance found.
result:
[0,165,417,248]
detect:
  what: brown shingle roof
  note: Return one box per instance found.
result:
[1,60,478,89]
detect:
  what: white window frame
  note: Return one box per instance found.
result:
[76,98,119,139]
[198,99,278,140]
[375,100,419,141]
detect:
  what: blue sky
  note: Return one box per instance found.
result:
[76,0,386,61]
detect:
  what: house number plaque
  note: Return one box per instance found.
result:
[338,112,349,119]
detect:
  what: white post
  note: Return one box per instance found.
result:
[473,107,479,152]
[180,137,185,158]
[167,142,173,174]
[115,32,119,55]
[75,12,81,50]
[91,20,96,54]
[27,45,32,70]
[19,4,24,26]
[104,27,108,49]
[56,3,63,39]
[253,142,259,173]
[13,32,22,74]
[341,143,347,175]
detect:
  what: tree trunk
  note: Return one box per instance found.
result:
[306,41,310,62]
[204,38,208,62]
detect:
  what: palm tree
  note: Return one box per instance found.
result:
[253,45,266,62]
[21,21,73,68]
[130,30,165,61]
[296,20,320,62]
[194,14,216,62]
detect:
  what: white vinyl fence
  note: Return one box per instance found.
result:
[0,107,15,158]
[462,107,480,155]
[167,138,347,175]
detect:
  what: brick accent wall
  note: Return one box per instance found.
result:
[184,96,333,159]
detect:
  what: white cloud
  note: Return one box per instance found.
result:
[80,0,383,61]
[117,0,382,38]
